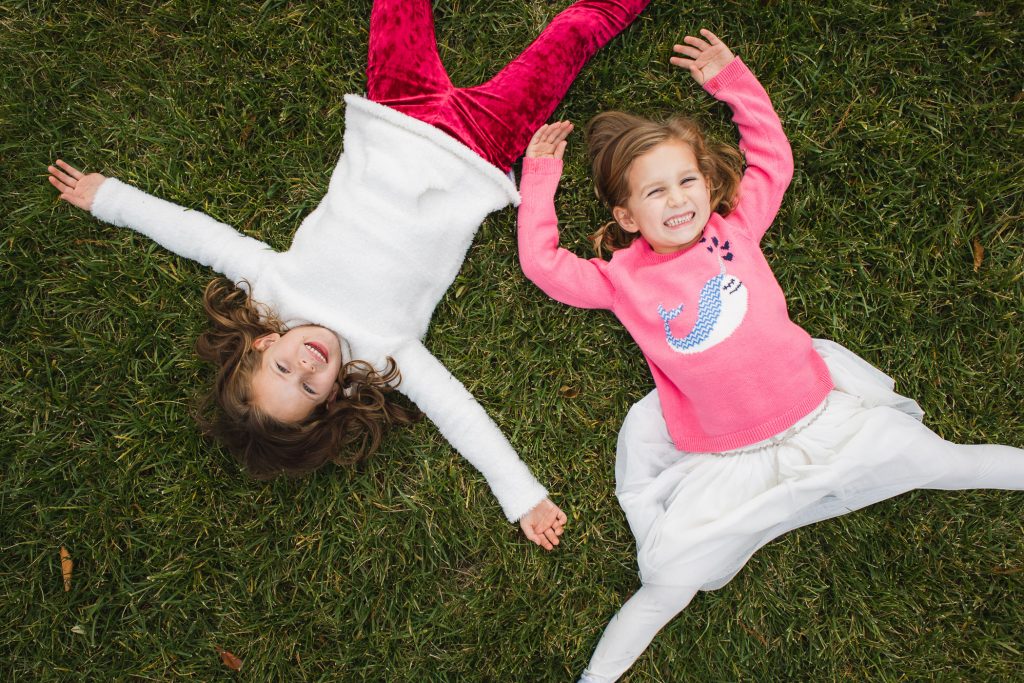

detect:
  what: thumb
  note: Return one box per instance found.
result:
[520,519,540,544]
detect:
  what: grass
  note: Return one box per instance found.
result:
[2,0,1022,680]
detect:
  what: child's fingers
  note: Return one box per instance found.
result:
[521,523,543,546]
[547,121,573,142]
[700,28,723,45]
[673,44,703,60]
[540,127,560,145]
[55,159,83,179]
[669,56,694,70]
[554,140,567,160]
[551,510,566,535]
[48,165,77,188]
[48,174,70,192]
[543,527,560,547]
[682,34,711,51]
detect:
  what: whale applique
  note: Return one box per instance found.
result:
[657,238,747,355]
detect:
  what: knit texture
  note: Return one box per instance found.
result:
[517,58,834,452]
[91,96,548,522]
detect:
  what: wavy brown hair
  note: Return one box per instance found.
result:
[585,111,744,258]
[194,278,418,479]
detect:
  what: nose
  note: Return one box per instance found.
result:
[667,187,685,207]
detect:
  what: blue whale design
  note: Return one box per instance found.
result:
[657,262,747,354]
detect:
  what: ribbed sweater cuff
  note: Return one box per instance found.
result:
[522,156,564,176]
[703,57,750,97]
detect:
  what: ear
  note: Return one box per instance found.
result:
[252,332,281,351]
[612,205,640,234]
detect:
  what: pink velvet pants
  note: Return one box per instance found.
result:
[367,0,648,172]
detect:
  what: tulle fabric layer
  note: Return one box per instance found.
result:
[616,339,947,589]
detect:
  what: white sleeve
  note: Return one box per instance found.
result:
[391,340,548,523]
[90,177,272,284]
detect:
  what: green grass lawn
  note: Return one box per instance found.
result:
[2,0,1022,680]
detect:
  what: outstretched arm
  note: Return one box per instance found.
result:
[517,124,616,310]
[391,341,566,550]
[671,30,794,242]
[47,159,272,285]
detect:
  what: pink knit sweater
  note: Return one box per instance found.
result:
[517,58,833,452]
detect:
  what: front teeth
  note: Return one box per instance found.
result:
[305,343,327,363]
[665,212,695,227]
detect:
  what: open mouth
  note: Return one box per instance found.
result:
[304,342,329,364]
[664,212,695,228]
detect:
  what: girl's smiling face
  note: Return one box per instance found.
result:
[249,325,343,422]
[612,138,712,254]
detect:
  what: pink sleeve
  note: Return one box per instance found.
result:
[704,58,794,243]
[517,157,615,310]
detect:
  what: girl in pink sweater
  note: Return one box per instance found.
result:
[517,30,1024,682]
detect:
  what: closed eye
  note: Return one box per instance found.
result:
[276,362,290,374]
[303,384,316,395]
[646,187,663,198]
[681,177,697,185]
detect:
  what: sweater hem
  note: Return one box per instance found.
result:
[668,373,835,453]
[344,94,521,207]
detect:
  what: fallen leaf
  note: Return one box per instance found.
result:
[60,546,72,591]
[972,238,984,272]
[558,385,580,398]
[71,625,86,635]
[217,648,243,672]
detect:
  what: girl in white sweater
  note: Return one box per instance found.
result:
[46,0,648,548]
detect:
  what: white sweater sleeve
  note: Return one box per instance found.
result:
[90,177,272,284]
[391,340,548,523]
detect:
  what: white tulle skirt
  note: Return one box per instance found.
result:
[616,339,958,589]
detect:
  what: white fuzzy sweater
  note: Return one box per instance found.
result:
[91,95,547,522]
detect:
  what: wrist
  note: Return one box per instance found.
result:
[522,156,563,175]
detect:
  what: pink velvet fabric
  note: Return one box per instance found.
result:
[367,0,648,172]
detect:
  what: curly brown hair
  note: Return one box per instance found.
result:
[585,111,744,258]
[194,278,419,479]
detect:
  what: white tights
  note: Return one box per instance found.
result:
[579,440,1024,683]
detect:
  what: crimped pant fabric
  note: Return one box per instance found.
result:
[367,0,648,172]
[579,340,1024,683]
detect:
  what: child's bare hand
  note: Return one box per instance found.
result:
[525,121,574,160]
[519,498,567,551]
[670,29,735,86]
[48,159,105,211]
